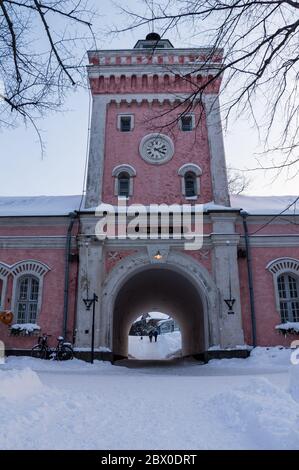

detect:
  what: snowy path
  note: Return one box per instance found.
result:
[129,331,182,359]
[128,332,182,359]
[0,348,299,450]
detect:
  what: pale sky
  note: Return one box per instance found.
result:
[1,0,298,198]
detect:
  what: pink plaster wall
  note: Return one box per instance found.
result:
[0,220,78,350]
[102,101,213,205]
[238,246,299,346]
[183,249,212,274]
[105,249,136,274]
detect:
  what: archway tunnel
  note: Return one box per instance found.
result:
[113,266,207,359]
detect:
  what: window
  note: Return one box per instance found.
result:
[16,275,39,324]
[178,163,202,198]
[118,172,130,197]
[118,115,134,132]
[112,164,136,198]
[277,273,299,323]
[180,114,194,132]
[184,172,197,197]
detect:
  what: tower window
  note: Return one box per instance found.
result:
[118,172,130,197]
[184,172,197,197]
[178,163,202,199]
[112,164,136,198]
[118,115,134,132]
[180,114,194,132]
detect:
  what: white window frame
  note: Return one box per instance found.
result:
[117,114,135,132]
[11,260,50,324]
[178,163,202,199]
[179,113,195,132]
[266,257,299,322]
[16,275,40,324]
[112,164,137,198]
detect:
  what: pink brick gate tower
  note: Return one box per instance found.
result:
[75,33,246,360]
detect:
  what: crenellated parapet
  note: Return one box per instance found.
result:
[87,47,223,95]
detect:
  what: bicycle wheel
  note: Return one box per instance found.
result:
[31,345,47,360]
[57,345,74,361]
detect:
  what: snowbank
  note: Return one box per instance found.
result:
[208,377,299,449]
[0,349,299,449]
[0,368,43,401]
[290,365,299,403]
[128,331,182,359]
[207,346,293,369]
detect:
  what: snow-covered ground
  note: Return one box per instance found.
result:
[128,331,182,359]
[0,347,299,450]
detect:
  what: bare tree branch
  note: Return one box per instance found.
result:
[0,0,95,143]
[114,0,299,175]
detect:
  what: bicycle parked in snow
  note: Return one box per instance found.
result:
[31,334,74,361]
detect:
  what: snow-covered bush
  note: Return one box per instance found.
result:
[10,323,41,336]
[275,322,299,337]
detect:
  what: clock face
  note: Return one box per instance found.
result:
[139,133,174,165]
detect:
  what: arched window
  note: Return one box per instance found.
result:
[277,273,299,323]
[178,163,202,199]
[184,172,197,197]
[16,275,40,324]
[11,260,50,324]
[112,164,136,198]
[118,172,130,197]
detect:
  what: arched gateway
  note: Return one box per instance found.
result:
[101,251,220,360]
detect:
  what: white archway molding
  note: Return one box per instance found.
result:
[100,250,220,353]
[266,257,299,276]
[112,164,137,177]
[178,163,202,177]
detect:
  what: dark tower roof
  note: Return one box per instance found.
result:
[134,33,174,50]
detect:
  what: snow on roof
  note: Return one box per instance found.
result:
[134,312,169,322]
[230,195,299,215]
[0,194,297,216]
[0,195,82,216]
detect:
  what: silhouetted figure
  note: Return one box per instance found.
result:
[153,330,158,342]
[148,331,153,343]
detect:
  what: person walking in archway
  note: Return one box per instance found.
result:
[148,330,153,343]
[153,329,158,342]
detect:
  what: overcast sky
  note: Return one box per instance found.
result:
[1,0,298,198]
